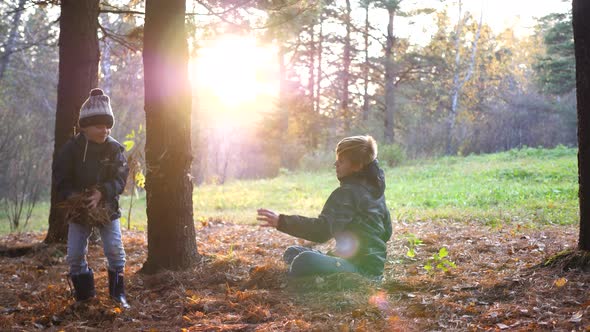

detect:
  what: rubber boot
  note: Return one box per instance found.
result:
[108,269,130,309]
[70,269,96,301]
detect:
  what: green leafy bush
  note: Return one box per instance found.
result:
[379,144,406,167]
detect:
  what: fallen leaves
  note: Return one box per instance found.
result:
[554,277,568,288]
[0,220,589,331]
[569,311,584,323]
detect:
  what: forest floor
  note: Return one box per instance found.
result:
[1,219,589,331]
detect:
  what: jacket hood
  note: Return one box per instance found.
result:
[341,159,386,198]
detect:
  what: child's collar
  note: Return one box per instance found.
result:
[76,132,112,145]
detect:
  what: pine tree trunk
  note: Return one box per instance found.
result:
[341,0,352,132]
[278,44,288,133]
[308,20,320,148]
[45,0,100,244]
[573,0,590,251]
[384,7,396,144]
[308,22,315,112]
[99,25,112,93]
[141,0,199,273]
[277,44,290,168]
[362,3,370,121]
[315,14,324,115]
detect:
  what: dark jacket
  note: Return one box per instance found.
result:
[53,133,129,221]
[277,160,392,276]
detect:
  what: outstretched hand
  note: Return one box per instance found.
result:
[257,208,279,228]
[85,189,102,209]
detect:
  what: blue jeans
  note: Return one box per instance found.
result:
[67,219,126,274]
[283,246,358,277]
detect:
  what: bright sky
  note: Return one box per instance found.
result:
[394,0,570,43]
[473,0,570,34]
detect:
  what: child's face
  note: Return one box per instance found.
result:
[82,124,110,144]
[334,154,362,180]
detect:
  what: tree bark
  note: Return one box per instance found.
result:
[573,0,590,251]
[308,18,320,148]
[362,2,370,121]
[308,22,315,113]
[341,0,352,132]
[0,0,27,82]
[45,0,100,244]
[141,0,199,273]
[315,13,324,115]
[445,3,482,155]
[446,1,464,155]
[278,44,288,133]
[277,44,291,168]
[99,16,112,94]
[384,6,396,144]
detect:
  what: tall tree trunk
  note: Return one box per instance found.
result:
[446,1,464,155]
[45,0,100,244]
[100,48,114,97]
[573,0,590,251]
[446,2,482,155]
[315,13,324,115]
[341,0,352,132]
[278,44,288,133]
[277,44,290,168]
[308,22,315,112]
[99,16,112,94]
[308,20,320,147]
[384,6,396,144]
[362,2,370,121]
[141,0,199,273]
[0,0,27,82]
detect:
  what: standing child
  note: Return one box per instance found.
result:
[257,135,392,279]
[53,88,130,308]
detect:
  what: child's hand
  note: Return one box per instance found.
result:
[257,208,279,228]
[85,189,102,209]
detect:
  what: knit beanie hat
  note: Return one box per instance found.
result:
[78,88,114,129]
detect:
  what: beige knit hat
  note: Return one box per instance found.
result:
[78,88,114,128]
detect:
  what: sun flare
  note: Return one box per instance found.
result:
[190,35,279,119]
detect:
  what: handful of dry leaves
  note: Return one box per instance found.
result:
[57,189,111,227]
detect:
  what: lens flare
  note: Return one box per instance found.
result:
[369,291,390,312]
[189,35,279,125]
[334,232,360,259]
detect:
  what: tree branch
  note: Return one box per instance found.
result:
[99,9,144,15]
[98,23,140,52]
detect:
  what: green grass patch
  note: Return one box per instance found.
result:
[0,146,579,235]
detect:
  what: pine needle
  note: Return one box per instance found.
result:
[57,191,111,227]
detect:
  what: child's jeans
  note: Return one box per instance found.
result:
[283,246,358,277]
[67,219,126,275]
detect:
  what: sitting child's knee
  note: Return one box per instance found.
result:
[291,251,316,266]
[289,251,326,277]
[283,246,303,264]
